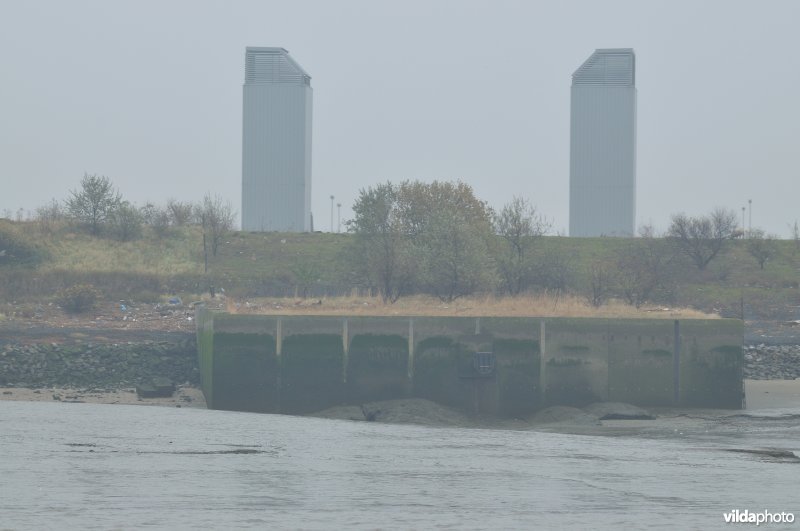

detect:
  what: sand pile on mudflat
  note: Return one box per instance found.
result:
[584,402,656,420]
[530,406,600,426]
[312,398,472,427]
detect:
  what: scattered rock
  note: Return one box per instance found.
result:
[0,338,198,390]
[744,345,800,380]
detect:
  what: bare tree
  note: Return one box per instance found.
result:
[667,207,738,270]
[790,221,799,257]
[34,199,65,234]
[199,194,235,258]
[66,173,121,236]
[615,234,677,307]
[493,197,550,295]
[747,229,779,269]
[167,198,195,226]
[587,261,613,307]
[532,248,577,293]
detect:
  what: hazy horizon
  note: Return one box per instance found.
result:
[1,0,798,236]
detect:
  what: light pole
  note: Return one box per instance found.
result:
[741,207,746,235]
[748,199,752,238]
[337,203,342,233]
[330,195,335,233]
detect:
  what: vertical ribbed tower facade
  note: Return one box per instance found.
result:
[242,47,312,232]
[569,49,636,237]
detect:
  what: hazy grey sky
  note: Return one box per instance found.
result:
[1,0,798,236]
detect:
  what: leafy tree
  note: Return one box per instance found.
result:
[747,229,779,269]
[348,183,413,303]
[667,207,738,270]
[398,181,495,301]
[199,193,235,257]
[419,205,495,301]
[348,180,495,302]
[66,173,121,236]
[493,196,550,295]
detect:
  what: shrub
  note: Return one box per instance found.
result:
[108,202,143,241]
[57,284,101,314]
[0,222,45,267]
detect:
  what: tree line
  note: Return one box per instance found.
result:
[7,175,786,306]
[32,173,235,258]
[347,180,783,305]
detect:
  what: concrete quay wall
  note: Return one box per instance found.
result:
[196,312,744,416]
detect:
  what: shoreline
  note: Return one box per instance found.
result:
[2,379,798,414]
[0,384,206,409]
[744,378,800,409]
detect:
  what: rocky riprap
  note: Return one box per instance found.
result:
[744,345,800,380]
[0,338,199,389]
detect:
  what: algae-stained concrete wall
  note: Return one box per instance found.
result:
[347,317,411,404]
[196,312,744,416]
[212,314,278,413]
[679,319,744,408]
[196,309,215,407]
[607,319,676,407]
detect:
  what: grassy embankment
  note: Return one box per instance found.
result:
[1,218,799,318]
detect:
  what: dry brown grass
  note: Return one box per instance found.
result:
[224,293,717,319]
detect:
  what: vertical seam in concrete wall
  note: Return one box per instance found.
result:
[673,319,680,405]
[276,317,282,412]
[606,319,611,401]
[408,319,415,380]
[740,323,746,409]
[539,320,547,404]
[209,313,214,408]
[276,318,283,358]
[342,318,349,384]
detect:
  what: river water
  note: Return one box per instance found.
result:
[1,401,799,530]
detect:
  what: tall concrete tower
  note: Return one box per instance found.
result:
[242,47,312,232]
[569,49,636,237]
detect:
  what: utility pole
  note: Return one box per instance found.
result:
[330,195,335,233]
[337,203,342,233]
[748,199,752,238]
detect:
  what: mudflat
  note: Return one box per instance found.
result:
[744,378,800,409]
